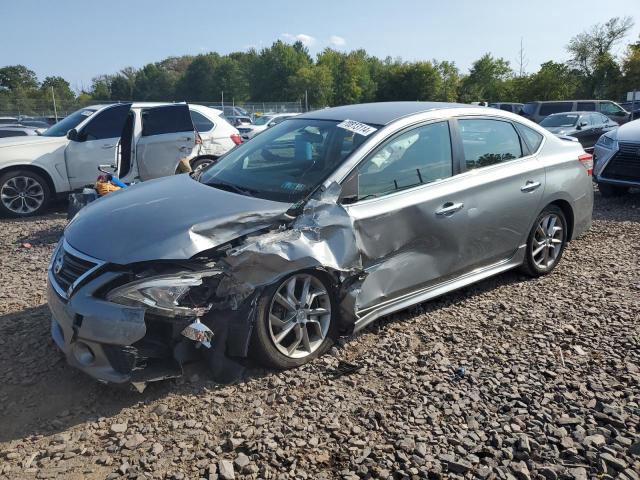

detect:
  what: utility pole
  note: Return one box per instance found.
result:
[305,90,308,112]
[51,86,58,122]
[517,37,528,77]
[221,91,224,109]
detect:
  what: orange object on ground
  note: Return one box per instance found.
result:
[95,179,121,196]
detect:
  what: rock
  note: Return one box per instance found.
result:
[600,452,627,471]
[234,453,250,470]
[584,434,606,448]
[109,423,127,434]
[151,443,163,455]
[218,459,234,480]
[124,433,145,449]
[154,404,169,416]
[569,467,588,480]
[510,460,530,480]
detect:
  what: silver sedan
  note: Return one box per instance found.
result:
[49,102,593,387]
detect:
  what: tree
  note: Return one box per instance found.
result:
[525,61,580,101]
[567,16,634,97]
[459,54,512,102]
[133,63,175,100]
[89,75,114,100]
[621,37,640,94]
[0,65,38,92]
[175,54,221,101]
[288,64,333,107]
[40,76,75,101]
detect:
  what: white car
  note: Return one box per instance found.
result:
[0,102,241,217]
[237,113,298,140]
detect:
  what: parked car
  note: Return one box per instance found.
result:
[489,102,524,114]
[237,113,298,140]
[16,117,51,129]
[0,102,241,217]
[593,118,640,197]
[0,116,18,125]
[540,112,618,151]
[520,100,630,125]
[47,102,593,387]
[221,106,253,127]
[0,125,39,138]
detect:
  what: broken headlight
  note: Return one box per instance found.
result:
[106,272,218,318]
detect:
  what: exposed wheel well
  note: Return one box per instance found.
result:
[189,155,219,167]
[0,165,56,195]
[549,199,574,241]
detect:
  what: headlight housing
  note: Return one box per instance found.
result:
[596,133,617,149]
[106,271,219,317]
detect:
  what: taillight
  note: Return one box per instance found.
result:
[230,134,242,145]
[578,153,593,176]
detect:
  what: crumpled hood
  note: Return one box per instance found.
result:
[65,174,291,265]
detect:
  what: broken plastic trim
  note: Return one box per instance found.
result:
[181,319,214,348]
[106,270,221,317]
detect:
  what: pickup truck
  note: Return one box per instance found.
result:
[0,102,241,217]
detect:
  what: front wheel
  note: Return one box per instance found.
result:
[190,157,217,173]
[520,205,567,277]
[251,272,337,369]
[0,170,51,217]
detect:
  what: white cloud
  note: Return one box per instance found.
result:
[329,35,346,47]
[280,33,316,47]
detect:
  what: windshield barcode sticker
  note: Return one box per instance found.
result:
[336,119,377,137]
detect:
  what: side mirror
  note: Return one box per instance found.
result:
[578,121,588,129]
[67,128,78,141]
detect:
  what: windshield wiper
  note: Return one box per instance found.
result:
[205,180,257,197]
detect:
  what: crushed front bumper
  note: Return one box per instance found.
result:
[47,270,184,384]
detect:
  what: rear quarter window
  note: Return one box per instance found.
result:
[516,124,544,152]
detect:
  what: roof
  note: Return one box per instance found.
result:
[546,111,602,116]
[298,101,468,125]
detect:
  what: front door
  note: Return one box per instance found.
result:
[135,104,196,180]
[65,104,132,189]
[343,120,472,312]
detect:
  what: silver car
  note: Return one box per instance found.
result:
[593,118,640,197]
[47,102,593,387]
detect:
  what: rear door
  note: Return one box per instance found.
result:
[451,117,546,268]
[65,104,131,189]
[135,104,195,180]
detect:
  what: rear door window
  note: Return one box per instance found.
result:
[459,119,523,169]
[142,104,194,137]
[539,102,574,116]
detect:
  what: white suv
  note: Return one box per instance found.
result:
[0,102,241,217]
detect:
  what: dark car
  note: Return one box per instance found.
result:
[489,102,524,114]
[540,112,618,151]
[521,100,630,125]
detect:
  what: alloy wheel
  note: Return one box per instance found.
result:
[1,175,45,215]
[268,274,331,359]
[532,213,564,269]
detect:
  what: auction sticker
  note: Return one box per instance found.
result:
[337,119,377,137]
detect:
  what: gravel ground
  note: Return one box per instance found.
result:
[0,190,639,480]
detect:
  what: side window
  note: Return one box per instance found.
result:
[599,102,625,115]
[539,102,574,116]
[81,106,130,141]
[577,102,596,111]
[587,113,600,126]
[499,104,513,112]
[599,113,610,123]
[190,110,215,132]
[515,124,543,152]
[142,105,194,137]
[459,119,523,170]
[355,121,453,200]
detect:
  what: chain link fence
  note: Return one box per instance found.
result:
[0,97,306,121]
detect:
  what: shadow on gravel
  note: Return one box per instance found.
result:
[592,188,640,223]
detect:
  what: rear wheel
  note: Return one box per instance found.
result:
[598,183,629,198]
[520,205,567,277]
[0,170,51,217]
[251,272,337,369]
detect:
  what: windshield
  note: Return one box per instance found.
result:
[541,114,579,128]
[42,108,96,137]
[253,115,273,126]
[521,103,537,115]
[198,118,377,203]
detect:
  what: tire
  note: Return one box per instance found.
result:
[190,157,217,173]
[520,205,568,277]
[598,183,629,198]
[0,169,51,218]
[251,271,337,369]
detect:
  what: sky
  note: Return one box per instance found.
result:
[2,0,639,91]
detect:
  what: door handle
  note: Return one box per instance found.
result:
[520,181,541,192]
[435,202,464,216]
[101,144,116,149]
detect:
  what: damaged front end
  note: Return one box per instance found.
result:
[48,183,367,389]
